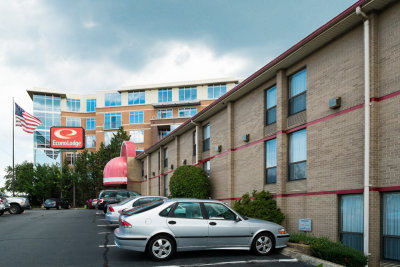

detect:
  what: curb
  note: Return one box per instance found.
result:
[281,247,344,267]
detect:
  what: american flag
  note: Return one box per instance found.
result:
[15,103,42,134]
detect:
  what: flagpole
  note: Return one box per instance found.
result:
[12,98,15,197]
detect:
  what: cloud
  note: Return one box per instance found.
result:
[83,20,97,29]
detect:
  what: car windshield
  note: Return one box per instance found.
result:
[45,199,56,203]
[0,191,9,197]
[101,191,117,198]
[122,200,164,216]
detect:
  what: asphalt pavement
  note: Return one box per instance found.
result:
[0,209,313,267]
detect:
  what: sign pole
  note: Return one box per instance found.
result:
[12,98,15,197]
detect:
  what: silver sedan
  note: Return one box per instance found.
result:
[114,199,289,261]
[105,196,166,224]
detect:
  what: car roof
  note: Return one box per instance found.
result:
[165,198,224,203]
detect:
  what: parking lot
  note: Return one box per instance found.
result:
[0,209,311,267]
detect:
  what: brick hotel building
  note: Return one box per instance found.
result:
[26,78,239,165]
[114,0,398,265]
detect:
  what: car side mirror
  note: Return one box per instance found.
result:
[235,215,241,222]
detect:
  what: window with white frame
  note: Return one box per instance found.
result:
[208,84,226,99]
[104,131,117,146]
[383,192,400,261]
[128,91,145,105]
[66,117,81,127]
[265,138,277,184]
[105,92,121,107]
[86,118,96,130]
[288,128,307,180]
[129,111,144,124]
[66,152,77,165]
[86,99,96,112]
[203,123,210,152]
[158,88,172,103]
[164,148,168,168]
[340,194,363,252]
[266,86,277,125]
[179,87,197,101]
[66,99,80,112]
[86,135,96,148]
[289,68,307,115]
[130,130,144,143]
[203,160,210,176]
[158,129,170,140]
[158,109,172,119]
[178,107,197,118]
[104,113,121,129]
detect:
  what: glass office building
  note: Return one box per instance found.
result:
[33,94,62,165]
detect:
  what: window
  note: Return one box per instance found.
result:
[158,88,172,103]
[203,124,210,151]
[104,113,121,129]
[128,91,145,105]
[164,148,168,168]
[340,194,363,252]
[266,86,277,125]
[289,69,307,115]
[130,130,144,143]
[179,87,197,101]
[158,129,170,140]
[288,129,307,180]
[141,161,144,177]
[171,202,203,219]
[104,131,117,146]
[204,202,236,220]
[86,135,96,148]
[178,108,197,118]
[203,160,210,176]
[164,175,169,196]
[158,109,172,119]
[129,111,144,124]
[193,131,196,156]
[105,92,121,107]
[66,153,77,165]
[265,139,277,184]
[208,84,227,99]
[86,118,96,130]
[383,192,400,261]
[66,99,80,112]
[86,99,96,112]
[66,117,81,127]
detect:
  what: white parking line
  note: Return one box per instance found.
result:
[96,225,110,227]
[98,244,117,248]
[98,232,112,234]
[160,258,298,267]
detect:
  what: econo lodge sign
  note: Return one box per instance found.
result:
[50,127,85,149]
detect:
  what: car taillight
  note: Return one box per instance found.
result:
[109,206,115,212]
[100,199,104,204]
[0,199,2,204]
[119,218,132,228]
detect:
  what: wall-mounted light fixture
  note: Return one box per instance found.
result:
[329,97,341,109]
[215,145,222,152]
[242,134,250,142]
[152,172,155,176]
[182,159,187,165]
[170,164,174,170]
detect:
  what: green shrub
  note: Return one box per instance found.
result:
[289,232,368,267]
[169,165,211,199]
[233,190,285,224]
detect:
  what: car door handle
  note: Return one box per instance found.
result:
[209,222,217,226]
[168,221,176,225]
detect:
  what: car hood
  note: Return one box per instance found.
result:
[246,217,283,228]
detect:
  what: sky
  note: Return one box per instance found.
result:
[0,0,357,188]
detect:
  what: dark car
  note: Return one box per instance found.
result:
[44,198,70,210]
[97,190,140,213]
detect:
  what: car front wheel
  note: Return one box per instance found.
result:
[252,232,275,256]
[147,235,175,261]
[0,210,4,216]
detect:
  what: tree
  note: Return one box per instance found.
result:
[233,190,285,224]
[4,161,34,195]
[169,165,211,199]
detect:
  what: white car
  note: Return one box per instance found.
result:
[105,196,166,225]
[114,199,290,261]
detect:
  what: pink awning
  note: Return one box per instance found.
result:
[103,156,127,186]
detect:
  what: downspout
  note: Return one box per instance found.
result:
[356,6,370,259]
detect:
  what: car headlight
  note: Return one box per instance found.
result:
[278,228,287,235]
